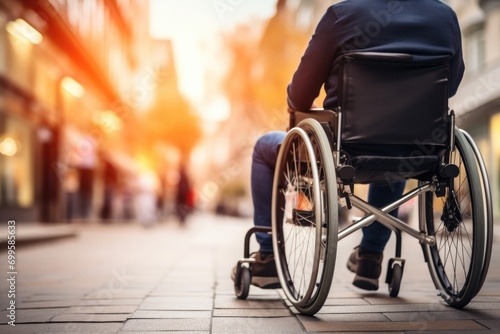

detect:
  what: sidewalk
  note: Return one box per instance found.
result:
[0,223,77,248]
[0,213,499,333]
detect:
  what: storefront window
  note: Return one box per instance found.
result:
[0,114,34,207]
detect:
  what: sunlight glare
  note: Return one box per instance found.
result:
[148,0,277,105]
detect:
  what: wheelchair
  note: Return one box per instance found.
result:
[233,52,493,316]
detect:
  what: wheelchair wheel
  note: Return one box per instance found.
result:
[461,130,494,297]
[388,263,403,298]
[421,128,490,308]
[272,119,338,315]
[235,266,251,300]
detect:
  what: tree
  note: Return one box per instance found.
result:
[141,78,202,156]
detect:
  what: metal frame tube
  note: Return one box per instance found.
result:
[335,109,342,165]
[338,182,435,246]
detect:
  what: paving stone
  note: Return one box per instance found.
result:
[213,308,291,317]
[17,300,82,309]
[316,302,450,314]
[156,282,215,292]
[83,289,150,300]
[75,298,144,306]
[0,322,123,333]
[130,310,212,319]
[21,293,86,302]
[327,289,366,299]
[138,296,213,311]
[466,302,500,310]
[402,331,487,334]
[51,313,129,322]
[149,291,214,297]
[119,332,209,334]
[383,309,500,322]
[215,297,286,309]
[64,305,137,314]
[364,296,437,305]
[473,296,500,303]
[122,318,210,331]
[237,289,282,297]
[323,297,370,306]
[212,317,305,334]
[217,293,282,300]
[298,319,487,332]
[4,215,500,333]
[298,313,390,325]
[0,308,66,324]
[476,319,500,330]
[461,309,500,319]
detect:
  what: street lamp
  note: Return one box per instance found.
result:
[0,137,19,157]
[93,110,123,133]
[61,76,85,98]
[6,18,43,45]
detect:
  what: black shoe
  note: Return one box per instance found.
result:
[347,246,383,291]
[231,251,281,289]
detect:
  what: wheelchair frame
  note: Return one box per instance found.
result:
[271,111,492,315]
[233,53,493,316]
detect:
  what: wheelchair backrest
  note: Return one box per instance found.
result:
[339,52,450,158]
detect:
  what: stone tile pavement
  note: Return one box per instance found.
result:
[0,213,499,333]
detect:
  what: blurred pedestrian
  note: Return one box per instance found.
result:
[100,159,117,221]
[64,167,79,222]
[78,166,94,219]
[135,171,158,227]
[156,172,166,221]
[175,163,193,225]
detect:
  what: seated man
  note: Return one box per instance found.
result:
[236,0,464,291]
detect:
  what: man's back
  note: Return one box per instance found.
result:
[287,0,465,110]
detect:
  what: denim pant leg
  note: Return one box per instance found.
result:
[251,131,287,254]
[360,181,406,254]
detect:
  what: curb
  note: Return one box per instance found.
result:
[0,225,78,249]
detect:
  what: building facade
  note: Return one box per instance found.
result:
[196,0,334,216]
[448,0,500,219]
[0,0,151,222]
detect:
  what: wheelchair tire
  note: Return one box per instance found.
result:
[461,130,494,297]
[388,263,403,298]
[235,266,251,300]
[420,128,489,308]
[272,119,338,316]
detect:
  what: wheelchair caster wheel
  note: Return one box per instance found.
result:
[235,266,251,299]
[388,263,403,297]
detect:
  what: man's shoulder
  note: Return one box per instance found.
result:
[328,0,456,18]
[329,0,455,10]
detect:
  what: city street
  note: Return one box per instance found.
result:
[1,213,500,333]
[1,1,499,332]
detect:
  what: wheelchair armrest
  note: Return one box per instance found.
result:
[288,109,338,131]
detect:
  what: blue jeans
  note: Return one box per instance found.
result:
[251,132,405,255]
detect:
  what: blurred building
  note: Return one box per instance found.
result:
[448,0,500,219]
[0,0,152,222]
[194,0,334,216]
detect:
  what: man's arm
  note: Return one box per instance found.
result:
[287,8,338,111]
[448,13,465,97]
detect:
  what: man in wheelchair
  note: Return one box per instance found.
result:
[235,0,465,293]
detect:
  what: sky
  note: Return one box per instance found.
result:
[149,0,278,120]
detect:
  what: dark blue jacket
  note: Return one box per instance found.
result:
[287,0,465,110]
